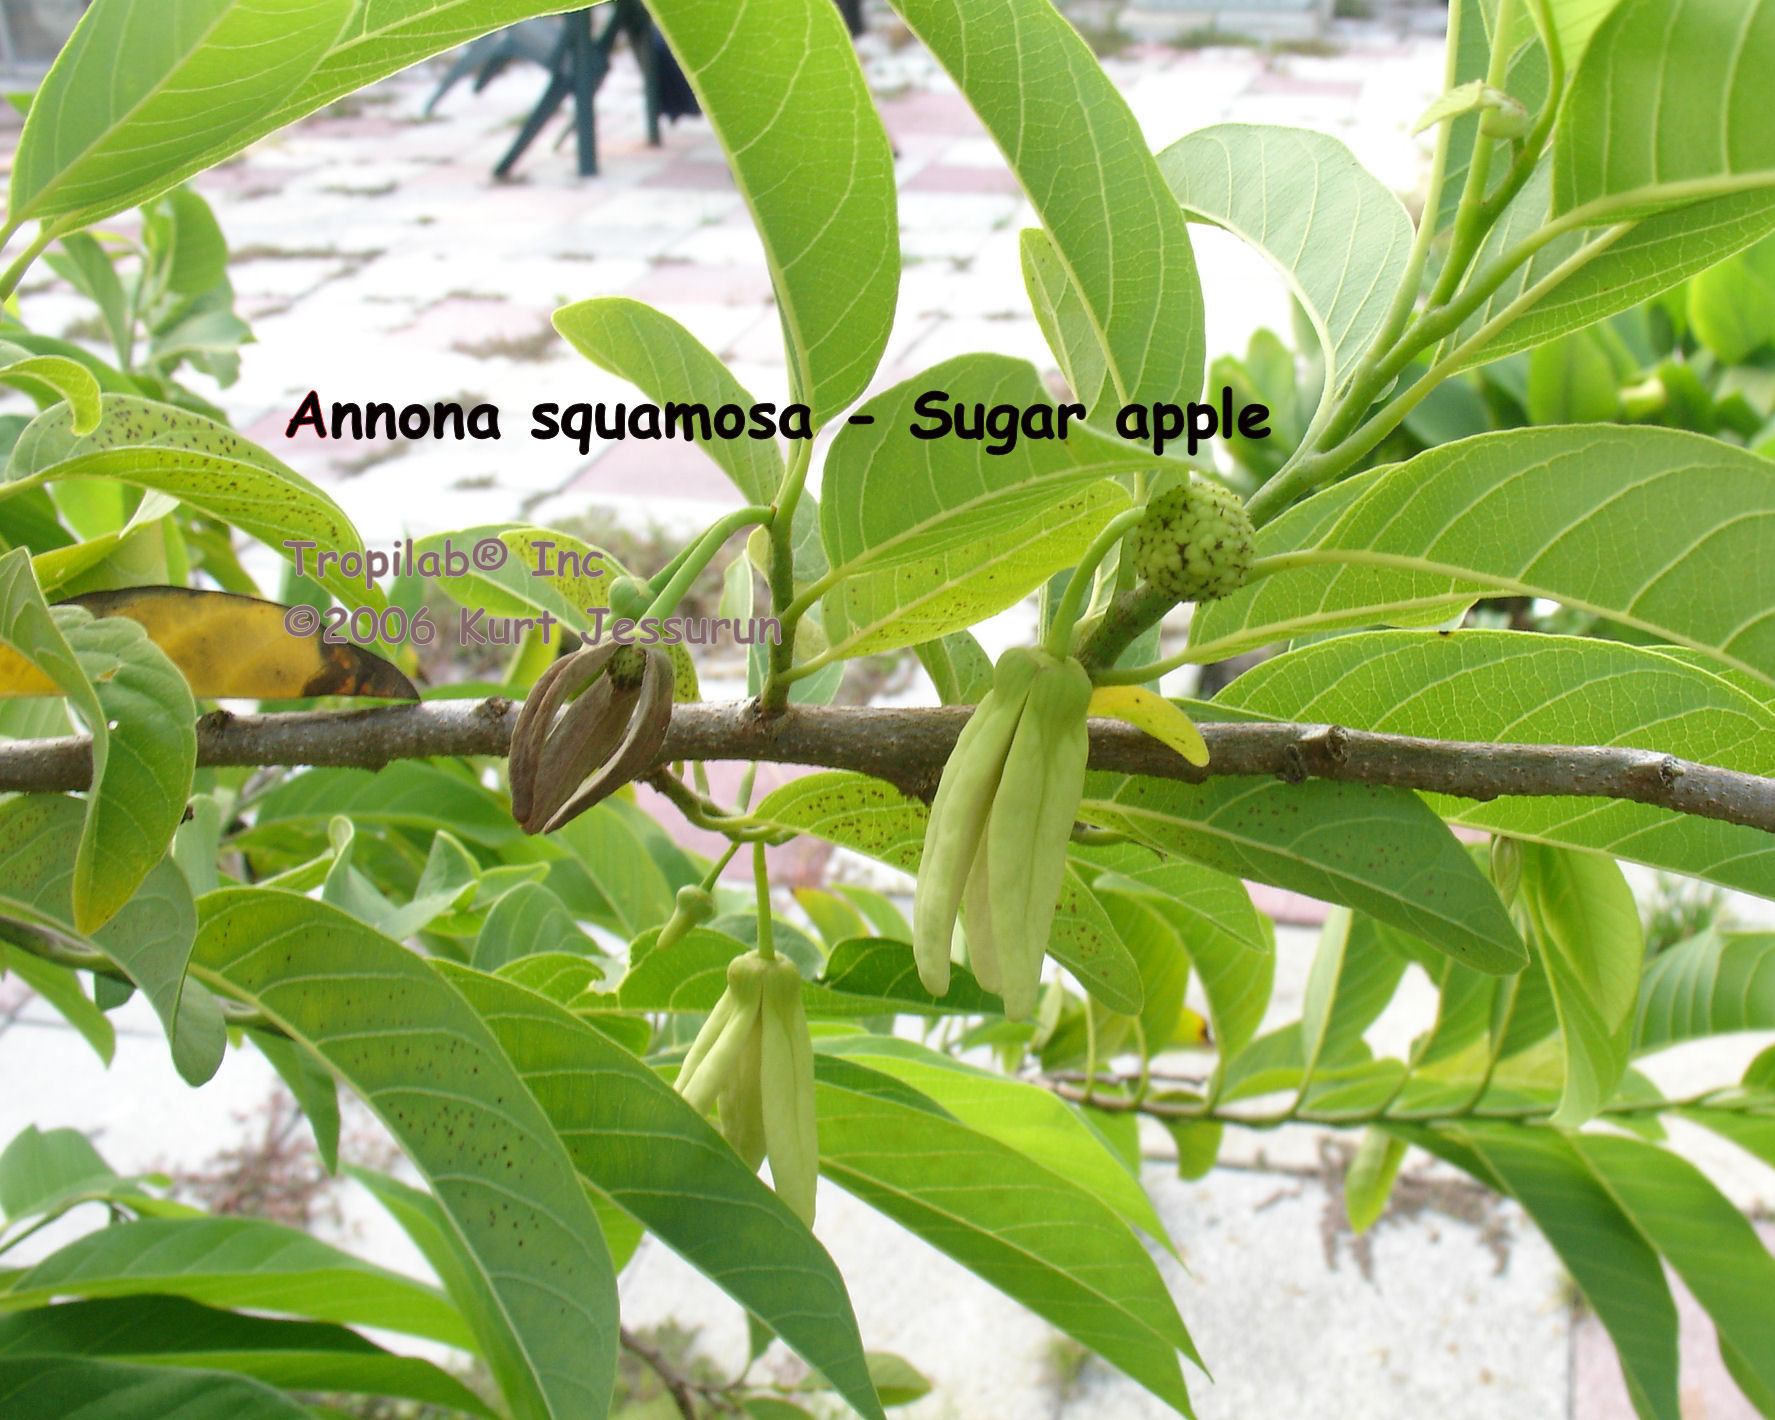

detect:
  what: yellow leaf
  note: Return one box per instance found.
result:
[1087,684,1209,767]
[0,587,417,701]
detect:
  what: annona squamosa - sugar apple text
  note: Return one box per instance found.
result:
[1130,479,1255,602]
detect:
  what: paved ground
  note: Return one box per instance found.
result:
[5,10,1775,1418]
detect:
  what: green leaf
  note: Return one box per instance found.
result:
[862,1352,931,1408]
[1682,1108,1775,1182]
[794,889,871,950]
[192,890,619,1420]
[1194,427,1775,686]
[914,629,994,707]
[1636,929,1775,1051]
[1021,230,1115,416]
[0,1127,113,1222]
[1299,908,1410,1078]
[5,397,375,611]
[1518,843,1641,1127]
[1571,1131,1775,1403]
[1448,162,1775,369]
[552,806,674,939]
[1745,1047,1775,1094]
[473,881,601,972]
[0,1215,471,1347]
[1165,1119,1222,1180]
[1214,1023,1304,1103]
[1344,1128,1407,1234]
[315,818,468,945]
[250,1031,341,1175]
[250,5,604,148]
[647,0,896,424]
[0,1296,493,1416]
[1688,233,1775,362]
[835,886,911,941]
[1158,125,1413,399]
[420,523,611,630]
[552,299,829,582]
[1526,328,1621,423]
[7,0,354,228]
[889,0,1203,408]
[745,1400,818,1420]
[63,607,197,934]
[49,234,131,367]
[346,1162,557,1399]
[151,188,229,297]
[1089,890,1192,1050]
[752,772,1145,1012]
[618,925,746,1011]
[813,937,1002,1017]
[819,356,1143,657]
[0,947,114,1065]
[1186,477,1473,661]
[0,1356,314,1419]
[1553,0,1775,221]
[815,1056,1200,1415]
[246,763,519,849]
[1538,0,1625,69]
[0,796,220,1086]
[551,298,780,503]
[1423,1122,1679,1420]
[1723,1343,1775,1420]
[1078,773,1526,974]
[0,548,103,868]
[0,355,101,434]
[436,964,889,1420]
[819,1035,1172,1248]
[1214,629,1775,899]
[1090,857,1273,1059]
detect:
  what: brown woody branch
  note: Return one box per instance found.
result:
[618,1327,705,1419]
[0,699,1772,835]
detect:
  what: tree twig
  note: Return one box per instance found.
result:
[1,701,1774,836]
[619,1326,707,1420]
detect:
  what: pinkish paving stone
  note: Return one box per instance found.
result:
[297,115,413,141]
[639,160,736,191]
[567,437,747,505]
[634,765,835,890]
[878,90,990,137]
[887,132,958,163]
[1573,1232,1773,1420]
[902,163,1022,196]
[1245,884,1330,926]
[1248,72,1365,99]
[397,298,562,353]
[199,162,302,195]
[625,263,777,307]
[722,310,799,367]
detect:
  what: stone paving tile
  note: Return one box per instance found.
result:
[901,162,1025,195]
[622,260,777,306]
[1061,1170,1571,1420]
[4,21,1458,549]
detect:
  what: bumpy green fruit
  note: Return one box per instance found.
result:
[1130,479,1255,603]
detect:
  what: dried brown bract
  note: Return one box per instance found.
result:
[508,643,674,833]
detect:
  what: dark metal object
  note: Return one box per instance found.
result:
[424,18,565,118]
[437,0,863,180]
[493,1,683,179]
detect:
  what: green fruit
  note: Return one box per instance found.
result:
[1131,479,1255,603]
